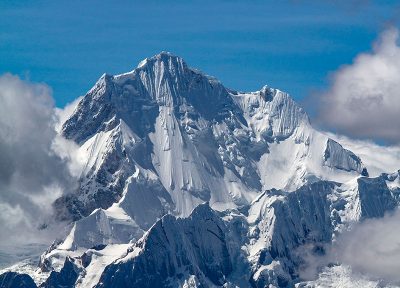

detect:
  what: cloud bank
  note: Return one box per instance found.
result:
[316,27,400,144]
[334,209,400,284]
[299,208,400,286]
[0,74,77,245]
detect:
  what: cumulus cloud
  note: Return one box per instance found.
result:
[334,209,400,284]
[0,74,77,245]
[53,96,85,178]
[316,27,400,144]
[299,209,400,285]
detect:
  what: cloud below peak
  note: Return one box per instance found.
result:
[315,27,400,144]
[299,208,400,286]
[0,74,77,245]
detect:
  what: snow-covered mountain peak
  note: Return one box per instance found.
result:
[135,51,186,70]
[258,85,278,100]
[62,52,236,143]
[123,51,218,94]
[134,51,188,85]
[231,85,310,142]
[56,52,374,222]
[134,51,222,85]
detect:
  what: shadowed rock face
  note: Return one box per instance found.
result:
[96,204,233,288]
[245,182,336,287]
[269,181,335,260]
[40,257,80,288]
[0,272,37,288]
[357,176,397,218]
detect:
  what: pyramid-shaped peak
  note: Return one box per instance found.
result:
[136,51,187,69]
[154,51,180,59]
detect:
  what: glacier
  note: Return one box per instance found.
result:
[1,52,400,288]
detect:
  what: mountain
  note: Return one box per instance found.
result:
[2,52,399,287]
[54,52,368,222]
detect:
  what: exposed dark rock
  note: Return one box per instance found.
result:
[0,272,37,288]
[40,257,80,288]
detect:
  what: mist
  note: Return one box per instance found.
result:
[0,74,78,246]
[299,209,400,286]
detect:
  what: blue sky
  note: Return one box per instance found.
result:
[1,0,399,107]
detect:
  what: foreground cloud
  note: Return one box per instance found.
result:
[335,209,400,284]
[0,74,76,245]
[317,27,400,144]
[300,209,400,285]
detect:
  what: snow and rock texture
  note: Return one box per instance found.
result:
[296,265,384,288]
[26,178,399,287]
[55,51,369,223]
[41,257,81,288]
[96,204,235,288]
[2,52,400,287]
[244,176,398,287]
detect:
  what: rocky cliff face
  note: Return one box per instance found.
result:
[96,204,233,288]
[0,272,37,288]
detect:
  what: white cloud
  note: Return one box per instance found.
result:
[299,209,400,285]
[334,209,400,285]
[0,203,28,229]
[52,96,86,178]
[0,74,77,245]
[317,27,400,144]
